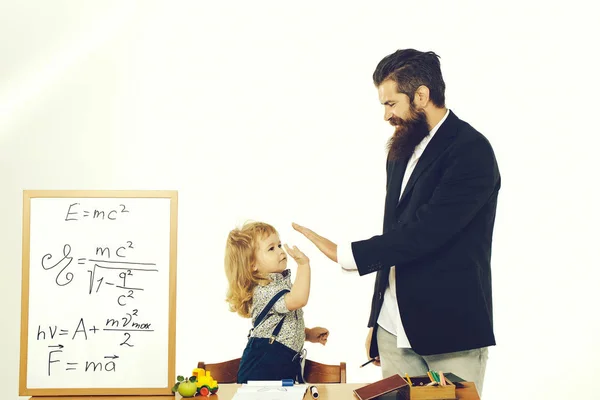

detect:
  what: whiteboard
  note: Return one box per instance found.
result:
[19,190,178,396]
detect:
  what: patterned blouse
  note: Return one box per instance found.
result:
[250,269,305,353]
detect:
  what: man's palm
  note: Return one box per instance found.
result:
[292,222,338,262]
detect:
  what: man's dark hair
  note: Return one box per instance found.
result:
[373,49,446,107]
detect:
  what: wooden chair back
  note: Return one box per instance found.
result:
[197,358,346,384]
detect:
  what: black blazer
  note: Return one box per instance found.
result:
[352,110,501,356]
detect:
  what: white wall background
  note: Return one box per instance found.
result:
[1,1,598,399]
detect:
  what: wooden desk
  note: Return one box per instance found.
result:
[31,383,479,400]
[198,383,480,400]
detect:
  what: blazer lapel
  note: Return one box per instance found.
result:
[383,156,409,232]
[397,111,459,208]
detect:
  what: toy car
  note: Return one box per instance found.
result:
[191,367,219,396]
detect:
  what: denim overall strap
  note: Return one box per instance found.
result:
[254,289,290,327]
[269,311,287,344]
[248,289,290,340]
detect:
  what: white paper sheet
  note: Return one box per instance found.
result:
[231,383,308,400]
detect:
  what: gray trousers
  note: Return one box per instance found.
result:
[376,325,488,397]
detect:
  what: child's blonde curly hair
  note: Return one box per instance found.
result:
[224,221,277,318]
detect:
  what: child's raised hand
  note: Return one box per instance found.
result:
[284,244,310,267]
[306,327,329,345]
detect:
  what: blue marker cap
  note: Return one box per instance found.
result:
[282,379,294,386]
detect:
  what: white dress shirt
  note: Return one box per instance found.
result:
[337,109,450,348]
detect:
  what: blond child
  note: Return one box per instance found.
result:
[225,221,328,383]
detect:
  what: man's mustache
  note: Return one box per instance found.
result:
[389,116,407,127]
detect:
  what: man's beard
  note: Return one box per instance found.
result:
[386,106,430,161]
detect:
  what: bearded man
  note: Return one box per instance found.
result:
[292,49,501,397]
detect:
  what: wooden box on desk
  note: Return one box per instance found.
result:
[407,376,456,400]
